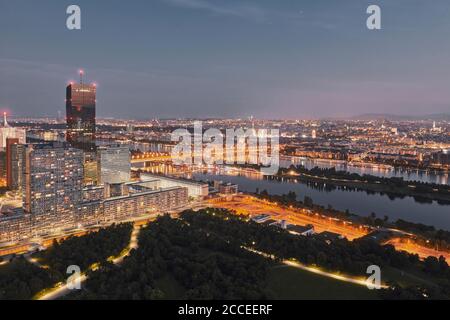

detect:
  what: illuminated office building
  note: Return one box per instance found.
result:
[66,70,97,152]
[97,145,131,185]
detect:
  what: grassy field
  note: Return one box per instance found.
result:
[382,266,440,288]
[267,265,380,300]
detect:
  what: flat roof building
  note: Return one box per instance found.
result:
[141,173,208,199]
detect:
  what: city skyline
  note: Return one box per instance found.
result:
[1,1,450,302]
[2,0,450,119]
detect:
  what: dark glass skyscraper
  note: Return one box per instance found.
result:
[66,72,96,152]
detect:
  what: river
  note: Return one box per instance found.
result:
[280,157,449,185]
[192,171,450,232]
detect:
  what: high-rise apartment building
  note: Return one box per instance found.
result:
[66,71,97,152]
[6,138,19,189]
[22,143,84,218]
[8,143,25,191]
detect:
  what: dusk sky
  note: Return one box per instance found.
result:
[1,0,450,119]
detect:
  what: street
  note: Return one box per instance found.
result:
[208,195,450,260]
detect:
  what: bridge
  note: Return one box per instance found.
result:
[131,152,173,164]
[131,147,270,165]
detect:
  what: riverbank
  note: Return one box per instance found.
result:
[278,172,450,204]
[207,195,450,260]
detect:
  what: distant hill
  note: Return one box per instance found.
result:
[351,113,450,121]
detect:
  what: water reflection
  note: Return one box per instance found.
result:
[280,156,449,185]
[193,169,450,232]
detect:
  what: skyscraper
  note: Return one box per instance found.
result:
[66,70,97,152]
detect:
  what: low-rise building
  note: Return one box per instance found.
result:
[141,173,208,199]
[317,231,345,244]
[287,224,315,236]
[251,214,271,224]
[214,181,238,195]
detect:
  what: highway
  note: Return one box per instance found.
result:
[3,193,448,299]
[208,195,450,259]
[208,195,368,240]
[385,238,450,261]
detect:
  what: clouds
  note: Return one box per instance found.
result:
[160,0,343,30]
[162,0,267,22]
[0,58,248,118]
[2,1,450,119]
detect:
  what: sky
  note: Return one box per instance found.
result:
[1,0,450,119]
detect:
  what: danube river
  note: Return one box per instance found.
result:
[280,157,449,185]
[192,170,450,232]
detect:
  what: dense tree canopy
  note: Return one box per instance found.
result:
[0,257,58,300]
[0,223,132,300]
[69,209,450,300]
[36,223,133,276]
[69,215,271,300]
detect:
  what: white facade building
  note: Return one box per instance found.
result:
[141,173,209,199]
[0,113,26,151]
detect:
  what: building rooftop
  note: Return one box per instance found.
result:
[317,231,344,241]
[261,219,277,226]
[141,173,208,187]
[103,186,186,203]
[287,224,315,235]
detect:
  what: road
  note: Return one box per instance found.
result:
[37,224,141,300]
[385,238,450,261]
[208,195,367,240]
[208,195,450,260]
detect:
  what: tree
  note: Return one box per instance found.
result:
[304,196,314,208]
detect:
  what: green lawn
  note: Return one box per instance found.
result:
[382,266,440,288]
[267,265,379,300]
